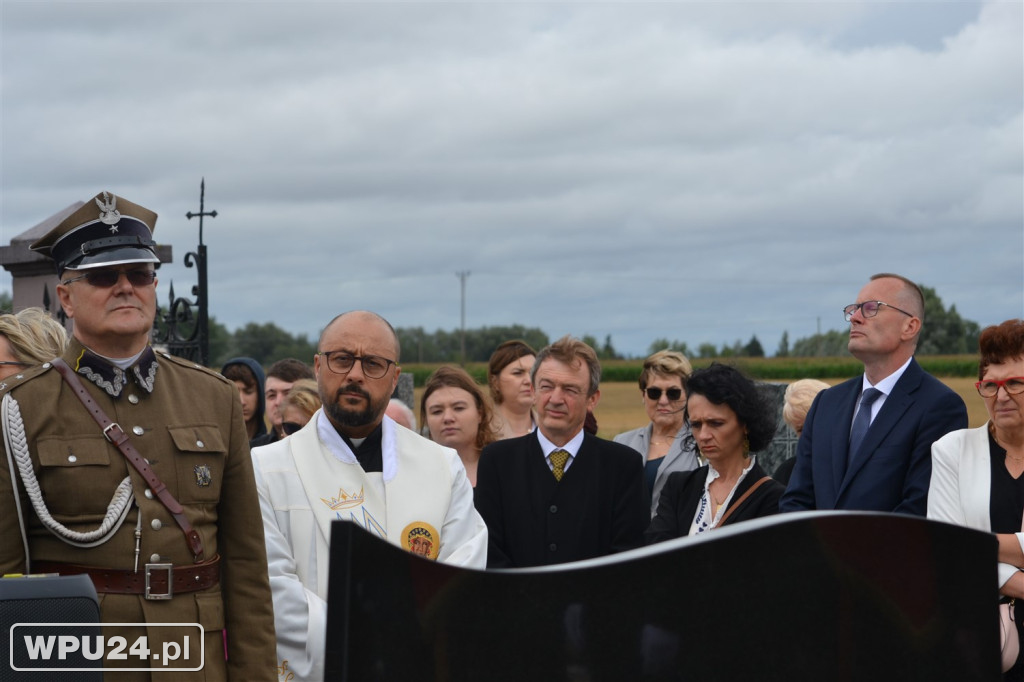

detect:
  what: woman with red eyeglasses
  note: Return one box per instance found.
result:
[614,350,701,517]
[929,319,1024,678]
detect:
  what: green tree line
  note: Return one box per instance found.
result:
[0,282,985,368]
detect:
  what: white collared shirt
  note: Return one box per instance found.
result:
[536,428,585,474]
[853,356,912,427]
[690,456,758,535]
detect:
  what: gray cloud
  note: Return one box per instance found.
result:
[1,1,1020,358]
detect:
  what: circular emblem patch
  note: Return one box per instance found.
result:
[401,522,440,560]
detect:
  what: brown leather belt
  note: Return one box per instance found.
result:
[33,555,220,601]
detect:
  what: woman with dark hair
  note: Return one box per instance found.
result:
[487,340,536,440]
[422,366,498,486]
[645,363,784,543]
[929,319,1024,677]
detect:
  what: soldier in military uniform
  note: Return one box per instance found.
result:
[0,191,276,680]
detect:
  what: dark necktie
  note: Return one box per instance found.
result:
[848,388,883,466]
[550,449,570,481]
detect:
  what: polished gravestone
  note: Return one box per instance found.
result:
[754,381,795,477]
[325,513,998,681]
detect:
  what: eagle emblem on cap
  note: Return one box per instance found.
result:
[96,191,121,228]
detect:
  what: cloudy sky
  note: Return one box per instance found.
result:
[1,1,1020,358]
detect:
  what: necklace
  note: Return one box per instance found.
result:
[651,432,679,446]
[990,423,1024,460]
[709,481,734,510]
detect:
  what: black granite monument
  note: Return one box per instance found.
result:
[326,512,998,681]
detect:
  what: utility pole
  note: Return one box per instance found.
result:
[456,270,470,364]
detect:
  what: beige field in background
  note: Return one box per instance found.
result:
[415,377,988,441]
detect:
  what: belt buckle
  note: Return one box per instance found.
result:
[144,563,174,600]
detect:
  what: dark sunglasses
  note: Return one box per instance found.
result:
[282,421,304,435]
[61,269,157,288]
[645,387,683,401]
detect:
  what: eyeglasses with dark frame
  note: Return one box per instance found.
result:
[0,361,29,369]
[61,269,157,288]
[842,300,914,323]
[318,351,396,379]
[645,387,683,401]
[976,377,1024,398]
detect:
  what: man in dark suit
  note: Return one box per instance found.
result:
[475,335,649,567]
[779,273,968,515]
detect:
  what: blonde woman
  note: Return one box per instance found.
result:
[0,308,68,380]
[279,378,321,436]
[774,379,830,485]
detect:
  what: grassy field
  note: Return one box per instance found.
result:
[415,377,987,441]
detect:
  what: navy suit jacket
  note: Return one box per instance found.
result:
[778,358,967,515]
[474,430,649,568]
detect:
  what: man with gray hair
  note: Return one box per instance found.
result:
[474,335,648,568]
[385,398,417,431]
[252,310,486,681]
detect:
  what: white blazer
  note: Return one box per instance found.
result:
[929,423,1022,588]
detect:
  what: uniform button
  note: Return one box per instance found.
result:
[144,489,154,499]
[196,440,205,448]
[42,363,51,369]
[549,543,557,552]
[132,426,144,436]
[151,519,162,531]
[549,505,557,513]
[150,554,161,563]
[128,394,139,405]
[67,455,77,463]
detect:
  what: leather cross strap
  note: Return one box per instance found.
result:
[713,476,772,529]
[51,358,205,562]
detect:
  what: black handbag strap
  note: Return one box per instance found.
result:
[52,358,204,561]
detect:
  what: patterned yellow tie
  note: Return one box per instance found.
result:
[550,449,570,481]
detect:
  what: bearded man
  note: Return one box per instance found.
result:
[251,310,486,682]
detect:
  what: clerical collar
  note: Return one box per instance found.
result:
[73,346,159,397]
[341,425,384,473]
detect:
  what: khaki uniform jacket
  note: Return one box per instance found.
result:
[0,340,276,681]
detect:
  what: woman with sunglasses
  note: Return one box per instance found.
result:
[614,350,700,517]
[0,307,68,381]
[645,363,783,543]
[929,319,1024,677]
[279,379,321,436]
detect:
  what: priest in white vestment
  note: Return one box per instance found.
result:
[252,311,487,682]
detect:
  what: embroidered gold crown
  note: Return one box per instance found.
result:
[320,486,365,511]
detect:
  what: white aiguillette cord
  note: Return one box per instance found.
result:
[51,357,205,562]
[3,392,134,565]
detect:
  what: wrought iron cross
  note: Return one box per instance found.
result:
[186,177,218,246]
[184,179,216,366]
